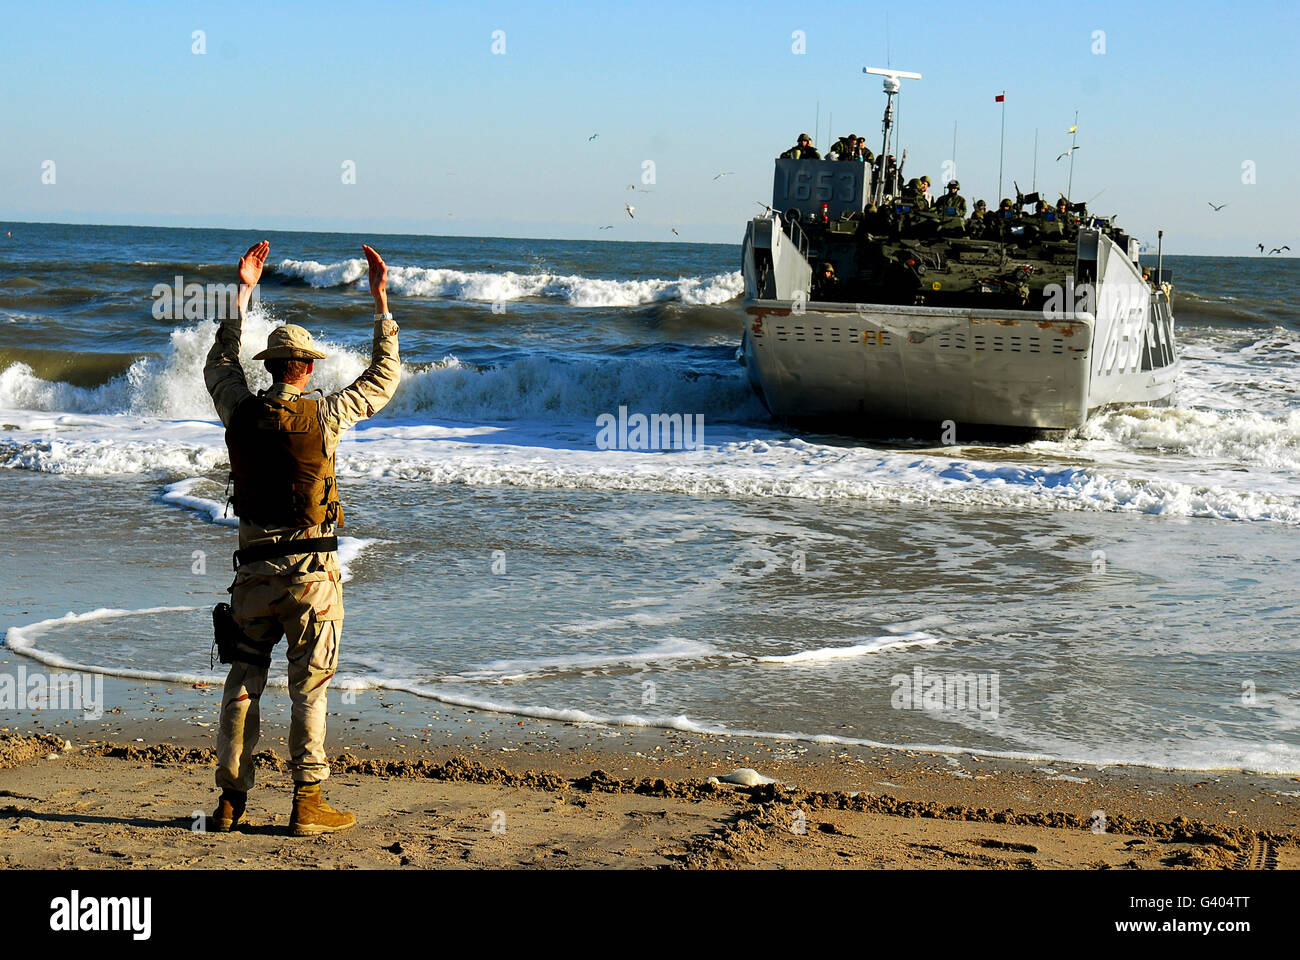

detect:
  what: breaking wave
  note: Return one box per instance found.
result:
[0,305,764,423]
[275,258,744,307]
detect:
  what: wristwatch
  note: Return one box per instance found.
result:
[374,312,393,320]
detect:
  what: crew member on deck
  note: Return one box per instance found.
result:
[813,261,840,299]
[936,180,966,217]
[901,178,930,210]
[780,133,821,160]
[829,134,858,161]
[1056,197,1076,232]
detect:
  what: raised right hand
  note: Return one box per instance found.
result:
[362,244,389,312]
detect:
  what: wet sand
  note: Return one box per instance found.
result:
[3,694,1299,869]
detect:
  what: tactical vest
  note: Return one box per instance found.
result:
[902,189,930,211]
[226,392,343,529]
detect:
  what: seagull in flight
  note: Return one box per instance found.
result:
[599,225,614,230]
[1208,201,1227,211]
[1056,145,1080,161]
[713,172,735,180]
[1269,245,1291,254]
[671,227,679,236]
[625,203,635,218]
[588,133,599,141]
[1257,243,1266,252]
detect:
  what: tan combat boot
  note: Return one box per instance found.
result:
[289,782,356,836]
[211,788,247,832]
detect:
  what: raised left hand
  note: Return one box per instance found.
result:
[238,240,270,288]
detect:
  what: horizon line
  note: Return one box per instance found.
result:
[0,216,738,248]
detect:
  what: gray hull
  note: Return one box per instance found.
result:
[740,219,1178,434]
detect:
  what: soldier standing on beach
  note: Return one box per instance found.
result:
[204,240,400,836]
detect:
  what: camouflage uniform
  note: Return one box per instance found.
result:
[936,190,967,218]
[204,309,400,791]
[901,178,930,210]
[830,136,872,162]
[780,134,821,160]
[1056,202,1076,235]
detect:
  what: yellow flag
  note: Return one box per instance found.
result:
[1067,124,1078,134]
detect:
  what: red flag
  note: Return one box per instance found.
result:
[995,94,1005,102]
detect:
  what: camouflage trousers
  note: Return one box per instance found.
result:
[215,572,344,791]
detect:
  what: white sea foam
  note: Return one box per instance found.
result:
[276,258,744,307]
[1078,403,1300,472]
[0,433,225,475]
[757,632,942,663]
[449,637,720,682]
[332,439,1300,523]
[160,476,235,526]
[5,607,215,684]
[3,408,1299,523]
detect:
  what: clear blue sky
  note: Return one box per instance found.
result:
[2,0,1296,254]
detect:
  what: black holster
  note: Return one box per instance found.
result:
[212,602,271,669]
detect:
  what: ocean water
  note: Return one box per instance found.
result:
[2,222,1298,774]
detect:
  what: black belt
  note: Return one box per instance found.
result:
[233,536,339,569]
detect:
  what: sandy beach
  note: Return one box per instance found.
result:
[4,690,1298,869]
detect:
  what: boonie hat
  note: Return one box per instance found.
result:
[253,324,328,361]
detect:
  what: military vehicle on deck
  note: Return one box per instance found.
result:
[739,67,1178,438]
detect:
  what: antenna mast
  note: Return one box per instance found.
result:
[864,66,921,205]
[1032,127,1038,192]
[997,90,1006,202]
[1066,109,1079,200]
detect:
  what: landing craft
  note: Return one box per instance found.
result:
[739,67,1179,438]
